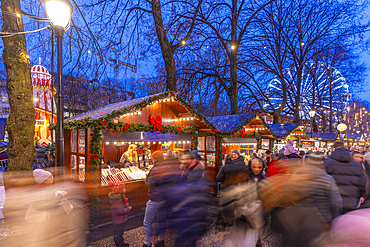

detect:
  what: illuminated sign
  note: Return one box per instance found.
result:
[337,123,347,132]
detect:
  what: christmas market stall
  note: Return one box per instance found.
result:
[311,132,338,148]
[207,113,275,162]
[267,123,308,152]
[61,92,218,225]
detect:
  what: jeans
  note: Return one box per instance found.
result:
[143,200,166,245]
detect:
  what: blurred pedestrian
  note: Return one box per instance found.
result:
[143,151,172,247]
[324,141,367,214]
[109,182,131,247]
[304,152,342,224]
[168,152,210,247]
[217,154,248,189]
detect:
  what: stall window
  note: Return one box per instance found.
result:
[173,141,192,151]
[71,129,86,182]
[197,136,216,167]
[240,143,257,157]
[261,139,270,150]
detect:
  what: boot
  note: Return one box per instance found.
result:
[154,240,164,247]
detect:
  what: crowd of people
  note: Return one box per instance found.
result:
[132,141,370,247]
[3,139,370,247]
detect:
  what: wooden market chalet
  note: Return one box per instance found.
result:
[61,92,310,224]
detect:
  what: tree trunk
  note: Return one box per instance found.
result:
[273,111,280,123]
[229,0,239,114]
[1,0,35,171]
[152,0,177,91]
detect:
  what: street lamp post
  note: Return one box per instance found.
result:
[309,109,316,138]
[44,0,72,168]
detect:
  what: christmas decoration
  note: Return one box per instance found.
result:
[149,114,164,132]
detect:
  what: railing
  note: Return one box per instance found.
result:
[0,159,7,170]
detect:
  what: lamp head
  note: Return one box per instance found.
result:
[309,109,316,118]
[44,0,72,29]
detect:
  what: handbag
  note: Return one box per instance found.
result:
[25,203,49,223]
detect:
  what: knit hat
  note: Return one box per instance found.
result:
[305,152,324,166]
[232,150,240,157]
[108,182,125,194]
[33,169,53,184]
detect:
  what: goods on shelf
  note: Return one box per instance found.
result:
[101,166,148,186]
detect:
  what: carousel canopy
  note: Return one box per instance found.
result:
[31,64,50,75]
[207,113,255,132]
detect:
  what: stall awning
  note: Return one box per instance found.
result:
[268,123,307,139]
[207,113,255,132]
[311,132,338,141]
[102,130,192,142]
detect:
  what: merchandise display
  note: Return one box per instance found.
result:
[101,166,148,186]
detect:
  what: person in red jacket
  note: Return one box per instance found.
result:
[108,182,132,247]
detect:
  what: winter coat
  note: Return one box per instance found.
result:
[324,147,367,211]
[301,166,343,223]
[284,139,299,156]
[167,168,211,246]
[145,158,176,202]
[271,204,326,247]
[233,156,246,166]
[216,160,248,189]
[109,192,131,225]
[181,159,206,182]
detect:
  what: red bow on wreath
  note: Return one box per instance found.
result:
[124,124,131,130]
[149,114,164,132]
[177,126,182,132]
[232,131,236,137]
[99,119,108,127]
[240,129,247,138]
[214,129,217,134]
